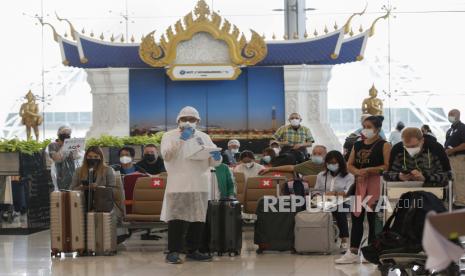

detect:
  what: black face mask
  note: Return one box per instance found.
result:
[87,159,100,167]
[143,154,156,163]
[58,134,70,141]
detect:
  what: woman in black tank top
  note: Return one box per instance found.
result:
[335,115,391,264]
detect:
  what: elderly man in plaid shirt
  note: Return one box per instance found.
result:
[272,113,314,155]
[385,127,451,187]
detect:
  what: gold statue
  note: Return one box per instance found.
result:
[362,84,384,116]
[19,90,43,141]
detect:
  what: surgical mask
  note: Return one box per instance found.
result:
[87,159,100,167]
[361,128,376,139]
[262,156,272,164]
[245,162,254,169]
[327,164,339,172]
[405,147,421,157]
[290,119,300,127]
[272,148,280,155]
[144,154,157,163]
[179,121,197,129]
[231,148,239,154]
[58,134,70,141]
[448,116,457,124]
[311,155,324,165]
[120,156,132,164]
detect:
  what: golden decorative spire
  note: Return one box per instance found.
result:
[272,33,276,40]
[90,30,94,37]
[304,31,308,38]
[343,4,367,34]
[369,8,391,37]
[110,34,115,42]
[283,34,288,40]
[194,0,210,21]
[55,12,77,40]
[293,32,299,39]
[120,35,125,43]
[359,25,363,33]
[100,33,104,40]
[36,18,59,42]
[334,22,338,30]
[324,25,328,34]
[349,28,354,36]
[130,35,135,43]
[313,29,318,37]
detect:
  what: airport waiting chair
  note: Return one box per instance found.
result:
[244,176,286,214]
[124,176,166,223]
[261,171,294,181]
[303,175,318,188]
[233,172,246,205]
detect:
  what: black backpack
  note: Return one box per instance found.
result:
[362,191,447,264]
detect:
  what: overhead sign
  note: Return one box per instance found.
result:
[167,65,241,81]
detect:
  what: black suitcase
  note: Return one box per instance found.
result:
[254,197,296,253]
[205,199,242,256]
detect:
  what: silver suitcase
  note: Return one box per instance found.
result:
[86,212,117,256]
[294,211,339,254]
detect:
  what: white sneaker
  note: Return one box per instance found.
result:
[335,250,360,264]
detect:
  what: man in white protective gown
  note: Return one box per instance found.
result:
[160,106,222,264]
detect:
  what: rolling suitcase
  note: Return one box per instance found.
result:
[294,211,339,254]
[254,197,296,253]
[86,212,117,256]
[50,191,86,257]
[205,169,242,256]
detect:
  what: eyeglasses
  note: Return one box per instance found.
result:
[179,117,197,123]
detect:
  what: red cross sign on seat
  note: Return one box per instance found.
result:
[151,178,164,188]
[259,178,273,189]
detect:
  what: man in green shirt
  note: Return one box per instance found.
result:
[273,113,315,154]
[259,145,327,176]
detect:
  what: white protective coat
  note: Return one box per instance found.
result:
[160,128,221,222]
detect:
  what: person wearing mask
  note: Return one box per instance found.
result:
[212,163,236,200]
[259,147,277,167]
[259,145,327,177]
[136,144,166,175]
[273,113,314,155]
[389,121,405,145]
[336,116,391,264]
[385,127,450,186]
[445,109,465,207]
[70,146,115,198]
[47,126,81,190]
[223,139,241,166]
[233,151,265,181]
[421,124,437,143]
[161,106,222,264]
[112,146,141,175]
[269,140,281,156]
[314,150,354,252]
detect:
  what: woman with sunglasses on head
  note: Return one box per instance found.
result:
[335,116,391,264]
[314,150,354,252]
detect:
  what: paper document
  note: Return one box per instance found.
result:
[184,136,221,160]
[62,138,86,153]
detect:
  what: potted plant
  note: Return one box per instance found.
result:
[0,139,51,175]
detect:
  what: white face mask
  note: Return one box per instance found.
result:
[120,156,132,164]
[290,119,300,127]
[327,164,339,172]
[272,147,280,155]
[405,146,421,157]
[245,162,254,169]
[311,155,324,165]
[179,121,197,129]
[262,156,272,164]
[361,128,376,139]
[230,148,239,154]
[448,116,457,124]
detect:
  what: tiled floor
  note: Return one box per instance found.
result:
[0,228,382,276]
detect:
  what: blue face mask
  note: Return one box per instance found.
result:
[327,164,339,172]
[311,155,324,165]
[262,156,272,164]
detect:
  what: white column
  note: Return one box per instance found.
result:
[284,65,342,151]
[85,68,130,138]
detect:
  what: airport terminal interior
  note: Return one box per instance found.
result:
[1,0,465,275]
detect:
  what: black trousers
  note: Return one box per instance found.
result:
[332,211,349,238]
[350,208,376,248]
[168,220,204,253]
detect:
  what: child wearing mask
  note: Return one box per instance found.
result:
[314,150,354,252]
[233,151,265,182]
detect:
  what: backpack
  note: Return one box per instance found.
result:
[361,191,447,264]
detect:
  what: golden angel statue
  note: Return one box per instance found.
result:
[19,90,43,141]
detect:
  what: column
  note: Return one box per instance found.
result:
[284,64,342,151]
[85,68,130,138]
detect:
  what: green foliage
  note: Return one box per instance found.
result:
[0,139,51,155]
[86,133,164,149]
